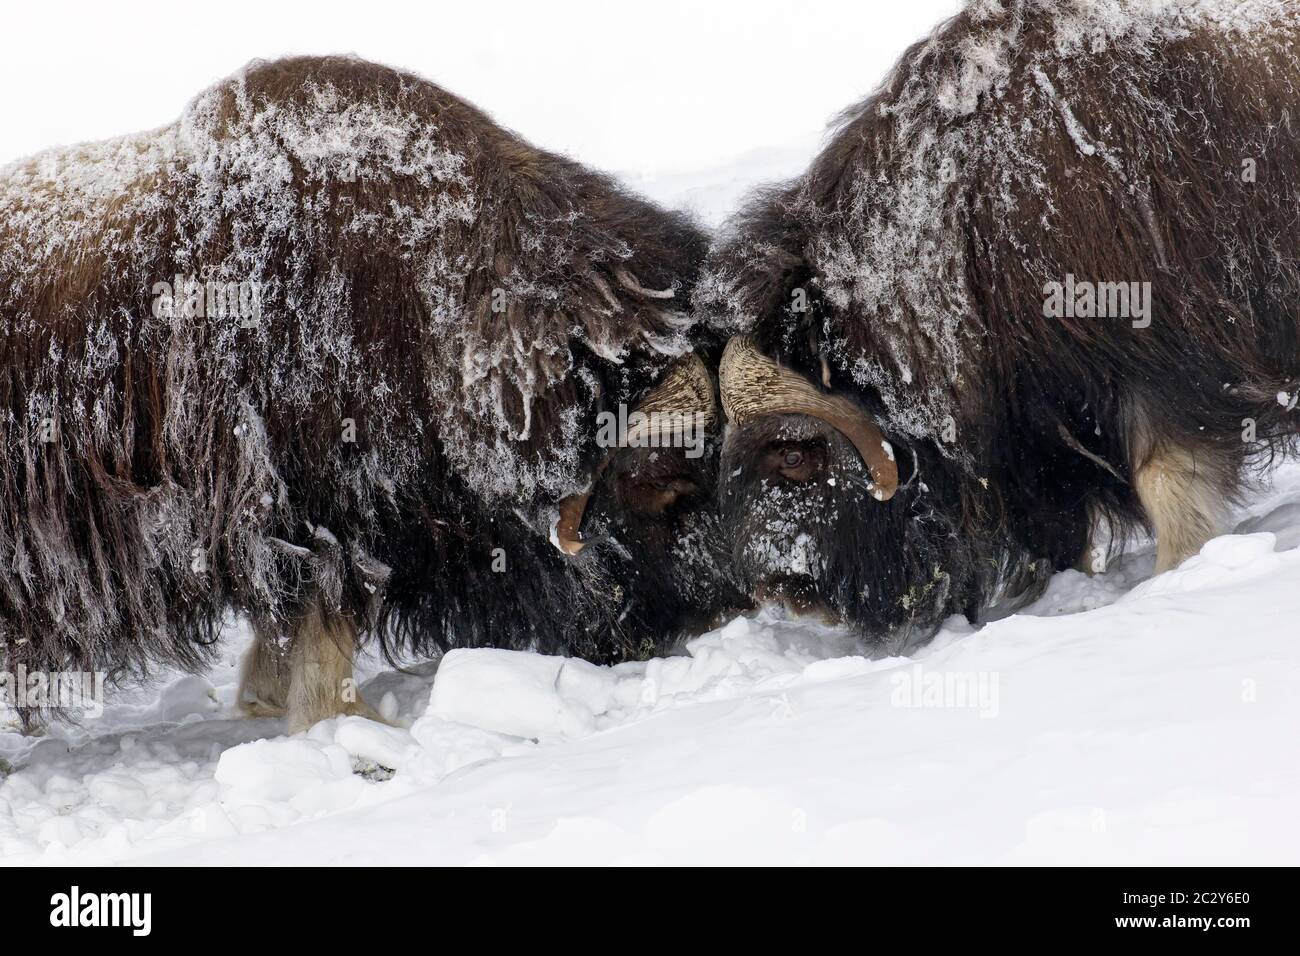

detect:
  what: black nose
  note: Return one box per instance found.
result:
[764,441,826,483]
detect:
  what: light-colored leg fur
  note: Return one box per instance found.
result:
[237,623,289,718]
[238,603,387,732]
[1075,503,1105,576]
[1132,444,1224,574]
[284,601,387,733]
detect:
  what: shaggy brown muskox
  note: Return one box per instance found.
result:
[697,0,1300,650]
[0,56,744,729]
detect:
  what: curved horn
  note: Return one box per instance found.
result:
[552,354,718,555]
[553,490,593,556]
[718,336,898,501]
[624,352,717,445]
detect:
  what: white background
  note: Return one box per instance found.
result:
[1,0,960,178]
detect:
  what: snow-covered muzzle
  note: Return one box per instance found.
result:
[715,337,934,644]
[719,413,957,653]
[719,416,848,619]
[560,435,750,646]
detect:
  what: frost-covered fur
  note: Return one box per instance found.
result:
[700,0,1300,645]
[0,56,743,719]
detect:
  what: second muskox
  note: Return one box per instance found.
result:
[0,56,745,730]
[697,0,1300,650]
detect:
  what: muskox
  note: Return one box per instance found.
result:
[697,0,1300,650]
[0,56,744,730]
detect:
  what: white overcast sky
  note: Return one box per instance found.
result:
[1,0,960,178]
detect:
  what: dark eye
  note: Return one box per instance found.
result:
[768,441,824,483]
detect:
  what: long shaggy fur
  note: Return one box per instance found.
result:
[0,55,741,704]
[698,0,1300,645]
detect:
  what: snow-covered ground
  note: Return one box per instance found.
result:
[2,147,1299,866]
[3,448,1298,865]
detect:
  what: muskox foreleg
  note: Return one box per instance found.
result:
[236,623,290,719]
[1134,448,1224,573]
[237,603,387,732]
[283,601,387,733]
[1129,418,1234,573]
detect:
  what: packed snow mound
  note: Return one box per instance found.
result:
[2,463,1298,865]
